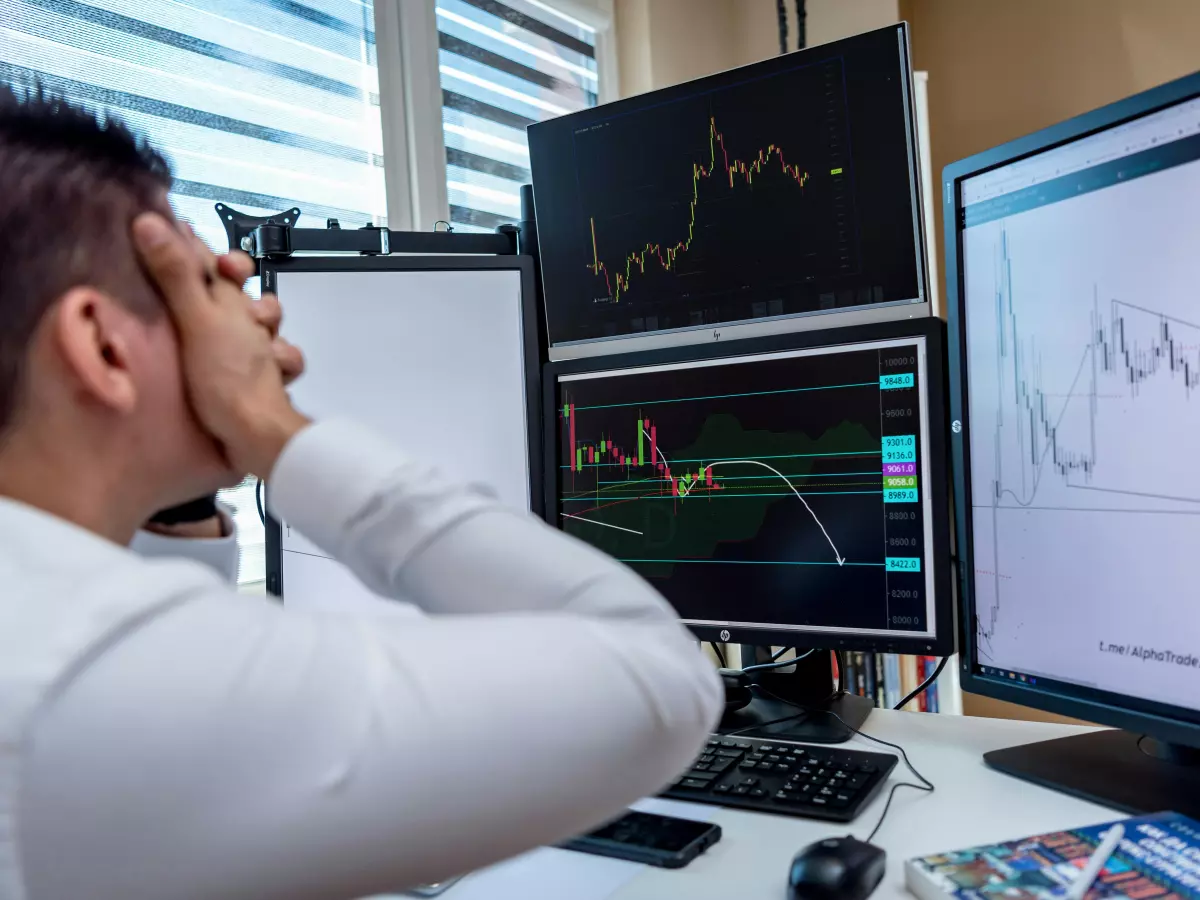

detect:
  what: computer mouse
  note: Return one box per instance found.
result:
[788,835,887,900]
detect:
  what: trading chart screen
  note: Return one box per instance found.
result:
[554,336,938,638]
[960,94,1200,713]
[529,25,924,348]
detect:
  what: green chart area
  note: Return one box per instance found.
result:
[561,412,882,579]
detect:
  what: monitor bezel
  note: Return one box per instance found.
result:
[542,318,954,654]
[260,255,543,600]
[530,22,931,361]
[944,69,1200,745]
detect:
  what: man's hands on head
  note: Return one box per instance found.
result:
[133,213,310,479]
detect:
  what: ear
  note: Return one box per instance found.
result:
[50,287,139,416]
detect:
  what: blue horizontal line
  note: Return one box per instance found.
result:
[618,559,887,567]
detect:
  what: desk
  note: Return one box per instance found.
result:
[446,711,1117,900]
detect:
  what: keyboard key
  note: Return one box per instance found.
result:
[758,744,776,752]
[766,754,782,762]
[679,778,712,790]
[859,763,878,773]
[735,742,752,749]
[848,774,868,789]
[790,748,806,757]
[715,749,742,758]
[818,787,834,797]
[685,771,718,782]
[835,792,854,803]
[733,785,751,796]
[691,763,709,772]
[811,796,829,807]
[747,753,765,762]
[720,740,737,748]
[740,777,758,787]
[709,759,734,773]
[830,796,850,809]
[750,787,767,798]
[773,790,792,802]
[713,783,732,794]
[833,769,851,780]
[775,763,792,773]
[739,761,757,771]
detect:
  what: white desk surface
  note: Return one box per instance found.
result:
[446,711,1117,900]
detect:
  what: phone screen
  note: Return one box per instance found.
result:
[585,811,714,852]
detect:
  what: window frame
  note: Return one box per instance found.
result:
[375,0,617,230]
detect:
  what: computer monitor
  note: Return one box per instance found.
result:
[945,69,1200,815]
[528,24,929,360]
[544,319,953,663]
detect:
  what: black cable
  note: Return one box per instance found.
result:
[893,656,949,711]
[743,648,815,674]
[709,642,727,668]
[753,686,935,843]
[255,477,266,526]
[794,0,806,50]
[776,0,788,54]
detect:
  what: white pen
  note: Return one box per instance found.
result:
[1065,823,1126,900]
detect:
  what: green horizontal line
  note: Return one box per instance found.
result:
[598,471,882,483]
[563,490,885,500]
[570,380,877,412]
[561,450,881,469]
[618,559,886,567]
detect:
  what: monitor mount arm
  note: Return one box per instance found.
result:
[722,645,874,744]
[214,202,522,261]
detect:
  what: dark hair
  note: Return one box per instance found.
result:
[0,83,173,436]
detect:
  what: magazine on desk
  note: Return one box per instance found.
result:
[906,812,1200,899]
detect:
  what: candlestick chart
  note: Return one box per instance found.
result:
[557,341,932,633]
[529,27,926,345]
[962,152,1200,698]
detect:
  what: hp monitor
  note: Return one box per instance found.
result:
[946,69,1200,815]
[529,24,929,359]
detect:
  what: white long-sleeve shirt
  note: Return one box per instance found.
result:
[0,420,722,900]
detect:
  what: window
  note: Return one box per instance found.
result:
[3,0,385,585]
[435,0,599,232]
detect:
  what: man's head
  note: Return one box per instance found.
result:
[0,84,234,522]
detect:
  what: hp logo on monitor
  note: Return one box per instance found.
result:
[719,629,731,641]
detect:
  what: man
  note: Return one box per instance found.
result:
[0,87,721,900]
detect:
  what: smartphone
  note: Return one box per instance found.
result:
[403,878,462,897]
[559,810,721,869]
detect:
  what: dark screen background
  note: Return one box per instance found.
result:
[555,342,929,632]
[529,25,923,346]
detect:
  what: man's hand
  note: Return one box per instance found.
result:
[133,213,310,478]
[212,247,305,386]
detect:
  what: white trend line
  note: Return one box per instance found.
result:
[561,513,645,536]
[639,427,843,564]
[680,459,846,566]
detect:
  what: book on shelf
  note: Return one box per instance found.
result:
[834,653,940,712]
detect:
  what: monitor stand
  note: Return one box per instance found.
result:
[984,730,1200,819]
[718,647,873,744]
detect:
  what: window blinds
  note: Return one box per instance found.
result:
[0,0,386,254]
[1,0,385,585]
[435,0,598,232]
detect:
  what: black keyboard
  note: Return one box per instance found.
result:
[661,734,897,822]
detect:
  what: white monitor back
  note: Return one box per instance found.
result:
[270,264,534,612]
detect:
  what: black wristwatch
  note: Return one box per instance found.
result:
[148,494,219,526]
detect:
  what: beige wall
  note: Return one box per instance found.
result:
[900,0,1200,301]
[614,0,902,96]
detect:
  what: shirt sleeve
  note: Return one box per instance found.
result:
[18,421,723,900]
